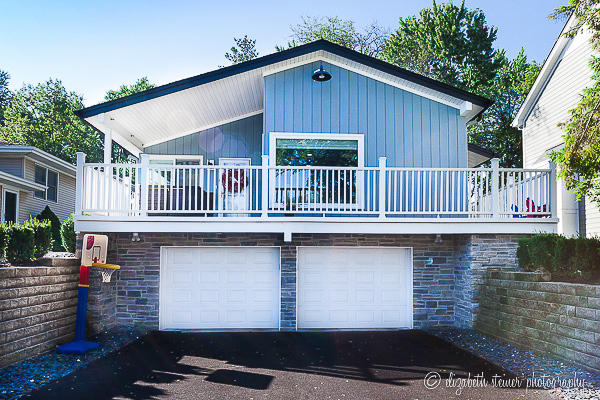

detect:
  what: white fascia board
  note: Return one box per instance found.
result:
[0,170,47,192]
[262,54,462,109]
[0,146,76,176]
[512,14,579,128]
[141,109,264,149]
[74,217,557,235]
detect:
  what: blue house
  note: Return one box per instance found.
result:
[74,40,557,332]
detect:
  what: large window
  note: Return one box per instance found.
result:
[148,155,204,186]
[269,133,364,209]
[34,165,58,202]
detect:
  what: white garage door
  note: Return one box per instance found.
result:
[298,247,412,329]
[160,247,280,330]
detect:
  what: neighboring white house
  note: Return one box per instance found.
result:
[513,15,600,237]
[73,40,558,333]
[0,143,77,224]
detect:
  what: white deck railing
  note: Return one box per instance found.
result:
[75,153,556,220]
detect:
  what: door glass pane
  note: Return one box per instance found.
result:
[4,192,17,223]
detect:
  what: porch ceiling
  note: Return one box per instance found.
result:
[79,41,491,156]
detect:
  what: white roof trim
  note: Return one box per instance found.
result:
[0,146,76,176]
[512,15,580,128]
[263,52,465,110]
[0,170,47,192]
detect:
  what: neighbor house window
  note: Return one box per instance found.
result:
[34,165,58,202]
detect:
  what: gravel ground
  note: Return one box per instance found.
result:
[427,328,600,400]
[0,326,148,400]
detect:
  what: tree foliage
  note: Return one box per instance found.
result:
[551,0,600,204]
[277,16,389,57]
[103,77,155,102]
[381,0,502,92]
[0,79,103,163]
[223,36,259,65]
[469,50,541,167]
[0,70,11,125]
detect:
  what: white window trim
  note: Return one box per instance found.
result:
[269,132,365,168]
[268,132,365,210]
[218,158,251,166]
[148,155,204,164]
[1,187,19,223]
[34,164,59,203]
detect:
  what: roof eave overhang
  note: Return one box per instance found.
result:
[0,147,76,176]
[0,171,47,192]
[77,40,492,120]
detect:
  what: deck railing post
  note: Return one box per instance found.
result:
[261,155,269,218]
[139,154,149,217]
[378,157,387,219]
[549,161,558,219]
[75,152,86,216]
[491,158,500,219]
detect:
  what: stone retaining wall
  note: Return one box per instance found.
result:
[0,260,79,368]
[475,270,600,374]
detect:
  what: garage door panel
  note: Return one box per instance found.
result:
[161,247,280,330]
[298,247,412,329]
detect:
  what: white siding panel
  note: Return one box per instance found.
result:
[19,158,76,223]
[523,32,595,167]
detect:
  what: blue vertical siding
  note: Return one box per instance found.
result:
[144,113,263,164]
[263,62,467,168]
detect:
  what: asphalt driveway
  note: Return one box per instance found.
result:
[22,330,550,400]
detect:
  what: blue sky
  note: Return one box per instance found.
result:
[1,0,566,106]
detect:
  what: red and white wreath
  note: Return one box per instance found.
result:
[221,169,248,193]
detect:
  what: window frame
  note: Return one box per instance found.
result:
[268,133,365,210]
[33,164,59,203]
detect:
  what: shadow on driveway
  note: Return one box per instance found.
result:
[21,330,550,399]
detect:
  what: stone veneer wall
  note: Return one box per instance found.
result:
[87,233,522,332]
[0,261,79,368]
[454,235,522,327]
[475,271,600,374]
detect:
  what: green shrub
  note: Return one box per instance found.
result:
[36,206,62,251]
[517,233,600,282]
[60,214,76,253]
[0,223,8,261]
[24,217,53,258]
[528,233,558,271]
[5,223,35,264]
[516,237,532,270]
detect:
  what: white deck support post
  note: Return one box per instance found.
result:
[549,160,558,219]
[491,158,500,219]
[104,128,112,164]
[378,157,387,219]
[261,155,269,218]
[139,154,149,217]
[75,152,86,216]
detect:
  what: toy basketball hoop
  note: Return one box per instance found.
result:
[57,234,120,355]
[81,234,120,282]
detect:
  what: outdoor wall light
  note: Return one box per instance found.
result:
[435,234,443,243]
[312,63,332,82]
[131,232,141,242]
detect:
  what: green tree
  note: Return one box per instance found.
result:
[103,76,155,102]
[223,36,259,65]
[381,0,502,91]
[0,70,12,125]
[469,50,541,167]
[0,79,102,163]
[276,16,389,57]
[551,0,600,204]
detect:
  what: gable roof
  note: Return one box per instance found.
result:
[0,144,76,176]
[512,15,579,128]
[77,40,492,155]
